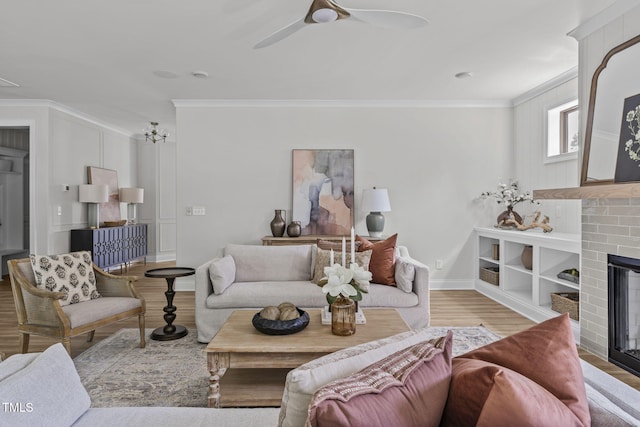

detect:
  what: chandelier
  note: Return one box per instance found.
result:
[144,122,169,143]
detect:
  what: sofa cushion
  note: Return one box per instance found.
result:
[356,234,397,285]
[210,255,236,294]
[0,343,91,426]
[311,249,372,284]
[225,244,314,282]
[442,314,590,427]
[30,251,99,306]
[307,332,452,427]
[394,256,415,293]
[279,327,448,427]
[206,282,418,310]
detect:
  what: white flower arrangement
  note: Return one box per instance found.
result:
[318,263,371,305]
[480,180,537,208]
[624,105,640,164]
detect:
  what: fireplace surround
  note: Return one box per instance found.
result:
[608,254,640,377]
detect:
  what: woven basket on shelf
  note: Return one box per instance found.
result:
[551,292,579,321]
[479,267,499,286]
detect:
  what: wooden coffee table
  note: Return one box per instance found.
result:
[205,308,410,408]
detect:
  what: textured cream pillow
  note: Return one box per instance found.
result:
[30,251,99,306]
[209,255,236,295]
[311,248,372,284]
[395,257,416,293]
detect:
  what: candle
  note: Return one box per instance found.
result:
[341,236,346,266]
[350,227,355,268]
[330,249,334,266]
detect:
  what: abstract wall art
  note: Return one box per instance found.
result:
[292,149,354,235]
[87,166,121,224]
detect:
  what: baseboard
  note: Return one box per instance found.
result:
[146,253,176,263]
[430,280,475,290]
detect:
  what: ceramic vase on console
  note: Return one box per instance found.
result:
[286,221,302,237]
[497,206,522,228]
[331,296,356,336]
[270,210,286,237]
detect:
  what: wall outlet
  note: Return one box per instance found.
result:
[186,207,192,216]
[436,259,443,270]
[57,206,62,216]
[192,206,206,216]
[555,205,562,218]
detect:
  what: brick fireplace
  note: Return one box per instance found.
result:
[581,198,640,359]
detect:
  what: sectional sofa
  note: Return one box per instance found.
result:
[1,317,639,427]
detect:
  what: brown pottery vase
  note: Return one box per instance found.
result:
[521,245,533,270]
[286,221,302,237]
[270,210,286,237]
[497,206,522,228]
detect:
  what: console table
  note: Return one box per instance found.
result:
[262,235,385,246]
[70,224,147,269]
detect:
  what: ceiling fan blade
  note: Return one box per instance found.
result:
[345,8,428,29]
[254,19,306,49]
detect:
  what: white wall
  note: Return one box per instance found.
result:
[174,102,513,290]
[513,78,582,234]
[0,102,138,255]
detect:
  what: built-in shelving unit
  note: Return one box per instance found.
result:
[475,227,581,342]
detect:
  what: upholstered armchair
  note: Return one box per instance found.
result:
[8,257,146,354]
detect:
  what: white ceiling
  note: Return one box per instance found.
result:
[0,0,618,137]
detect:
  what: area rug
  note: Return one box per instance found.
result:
[74,326,501,408]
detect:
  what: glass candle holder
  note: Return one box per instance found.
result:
[331,296,356,336]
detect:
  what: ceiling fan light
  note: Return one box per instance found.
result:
[312,8,338,23]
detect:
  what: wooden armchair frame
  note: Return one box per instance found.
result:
[8,258,146,354]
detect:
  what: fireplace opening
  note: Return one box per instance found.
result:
[608,254,640,377]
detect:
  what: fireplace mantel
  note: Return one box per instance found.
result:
[533,183,640,200]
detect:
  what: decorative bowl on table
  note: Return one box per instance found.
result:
[104,220,127,227]
[252,307,310,335]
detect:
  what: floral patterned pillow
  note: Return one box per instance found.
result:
[30,251,100,306]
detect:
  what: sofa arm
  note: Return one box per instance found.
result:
[195,259,217,308]
[396,246,430,300]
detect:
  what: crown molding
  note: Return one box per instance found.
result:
[0,99,133,137]
[172,99,512,109]
[568,0,640,41]
[511,67,578,107]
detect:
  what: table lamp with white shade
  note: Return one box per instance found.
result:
[119,187,144,224]
[79,184,109,228]
[361,187,391,237]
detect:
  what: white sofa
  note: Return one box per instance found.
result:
[1,333,638,427]
[194,243,430,343]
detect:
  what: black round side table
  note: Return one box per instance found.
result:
[145,267,195,341]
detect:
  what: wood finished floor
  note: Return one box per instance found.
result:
[1,260,638,391]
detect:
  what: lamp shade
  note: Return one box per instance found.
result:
[79,184,109,203]
[119,187,144,204]
[361,188,391,212]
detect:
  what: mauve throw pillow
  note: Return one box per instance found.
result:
[441,314,590,427]
[444,358,584,427]
[356,234,397,285]
[306,331,452,427]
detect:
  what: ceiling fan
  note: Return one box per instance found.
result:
[254,0,428,49]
